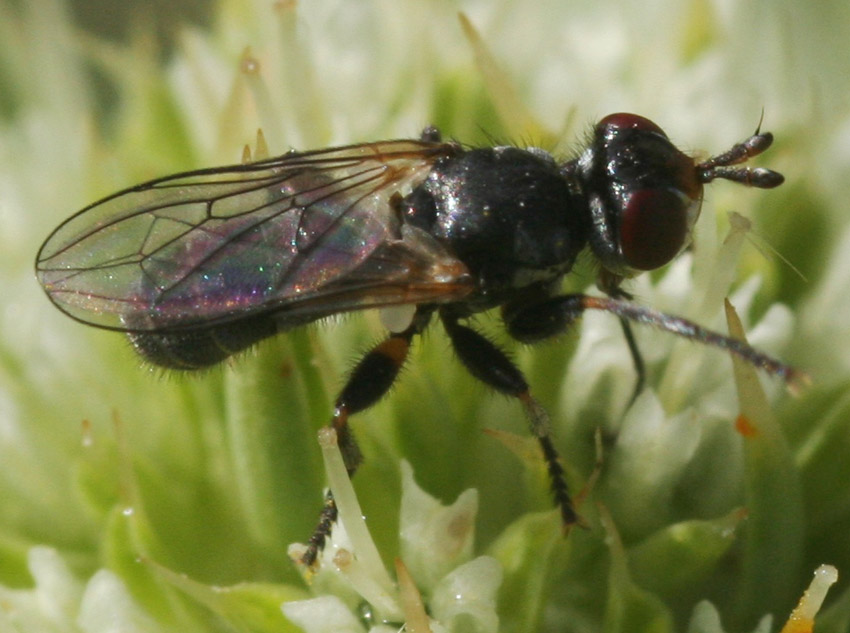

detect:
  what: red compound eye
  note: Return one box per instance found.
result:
[598,112,667,137]
[619,188,691,271]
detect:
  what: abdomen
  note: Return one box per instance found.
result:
[128,314,278,369]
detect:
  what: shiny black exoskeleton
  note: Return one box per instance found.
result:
[402,144,588,303]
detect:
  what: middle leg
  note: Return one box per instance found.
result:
[440,312,578,527]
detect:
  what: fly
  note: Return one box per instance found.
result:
[35,113,800,567]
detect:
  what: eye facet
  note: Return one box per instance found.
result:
[598,112,668,137]
[619,188,696,271]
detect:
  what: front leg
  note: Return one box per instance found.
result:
[505,283,646,403]
[440,312,578,528]
[505,293,800,386]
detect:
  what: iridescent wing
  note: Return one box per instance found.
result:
[36,140,474,332]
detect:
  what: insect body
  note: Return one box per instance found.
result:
[36,113,795,566]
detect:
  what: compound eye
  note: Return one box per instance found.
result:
[598,112,667,137]
[620,188,695,271]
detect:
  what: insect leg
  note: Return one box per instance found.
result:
[440,312,578,527]
[593,271,646,404]
[603,283,646,404]
[301,307,434,567]
[615,315,646,404]
[505,293,803,389]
